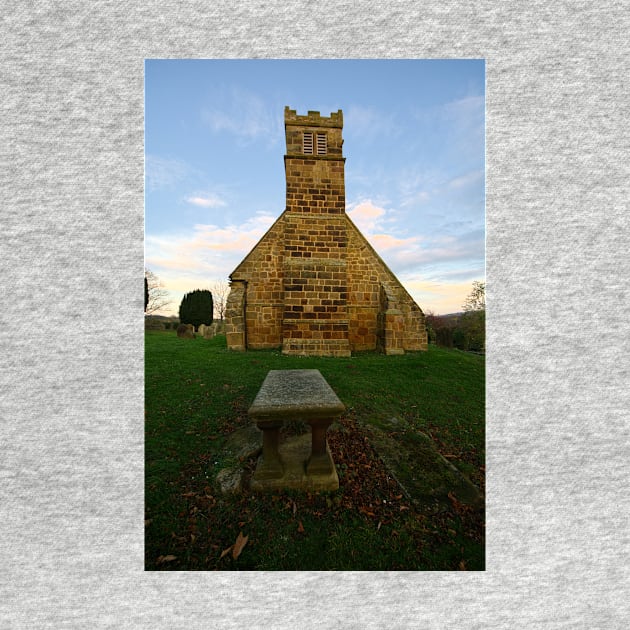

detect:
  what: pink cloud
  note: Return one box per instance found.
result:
[347,200,387,233]
[145,213,277,303]
[370,233,418,251]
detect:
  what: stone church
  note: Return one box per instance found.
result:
[225,107,427,357]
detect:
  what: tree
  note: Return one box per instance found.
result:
[145,269,171,315]
[459,281,485,352]
[211,280,230,322]
[179,289,214,329]
[462,280,485,312]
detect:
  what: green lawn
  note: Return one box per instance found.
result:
[145,331,485,570]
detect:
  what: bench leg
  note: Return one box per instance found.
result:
[306,418,335,476]
[254,422,284,480]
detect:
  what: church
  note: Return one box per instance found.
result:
[225,107,427,357]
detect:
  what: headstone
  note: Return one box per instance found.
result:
[177,324,195,339]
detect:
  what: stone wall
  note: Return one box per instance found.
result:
[225,216,285,350]
[346,218,427,353]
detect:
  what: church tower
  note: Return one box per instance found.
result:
[281,107,351,356]
[225,106,427,356]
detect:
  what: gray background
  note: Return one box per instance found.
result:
[2,1,629,628]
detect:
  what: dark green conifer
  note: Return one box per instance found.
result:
[178,289,213,329]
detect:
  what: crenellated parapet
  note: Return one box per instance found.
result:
[284,107,343,128]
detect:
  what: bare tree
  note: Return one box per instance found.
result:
[462,281,485,312]
[211,280,230,322]
[145,269,171,315]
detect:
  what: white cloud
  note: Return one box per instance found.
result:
[443,94,485,120]
[145,155,191,191]
[448,169,484,190]
[397,167,445,209]
[400,189,431,207]
[201,86,283,145]
[344,105,399,143]
[442,95,485,159]
[444,95,485,119]
[385,230,485,271]
[185,194,226,208]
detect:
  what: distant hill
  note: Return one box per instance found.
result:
[145,314,178,321]
[433,312,464,324]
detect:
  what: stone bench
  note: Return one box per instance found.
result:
[248,369,345,491]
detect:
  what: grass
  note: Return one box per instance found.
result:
[145,331,485,570]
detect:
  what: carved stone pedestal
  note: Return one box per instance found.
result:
[248,369,345,492]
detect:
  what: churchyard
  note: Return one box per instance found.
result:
[145,330,485,570]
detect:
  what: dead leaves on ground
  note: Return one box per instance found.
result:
[220,531,249,561]
[156,554,177,565]
[150,412,483,570]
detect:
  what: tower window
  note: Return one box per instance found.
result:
[303,132,313,154]
[316,133,327,155]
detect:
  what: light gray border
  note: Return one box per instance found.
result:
[2,1,629,628]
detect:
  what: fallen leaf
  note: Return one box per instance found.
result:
[157,555,177,564]
[232,531,248,559]
[297,521,305,533]
[220,546,233,559]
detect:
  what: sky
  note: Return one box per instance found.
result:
[145,59,485,316]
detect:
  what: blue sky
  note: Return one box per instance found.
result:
[145,59,485,315]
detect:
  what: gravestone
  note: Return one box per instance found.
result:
[177,323,195,339]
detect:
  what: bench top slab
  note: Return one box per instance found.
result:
[248,369,345,419]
